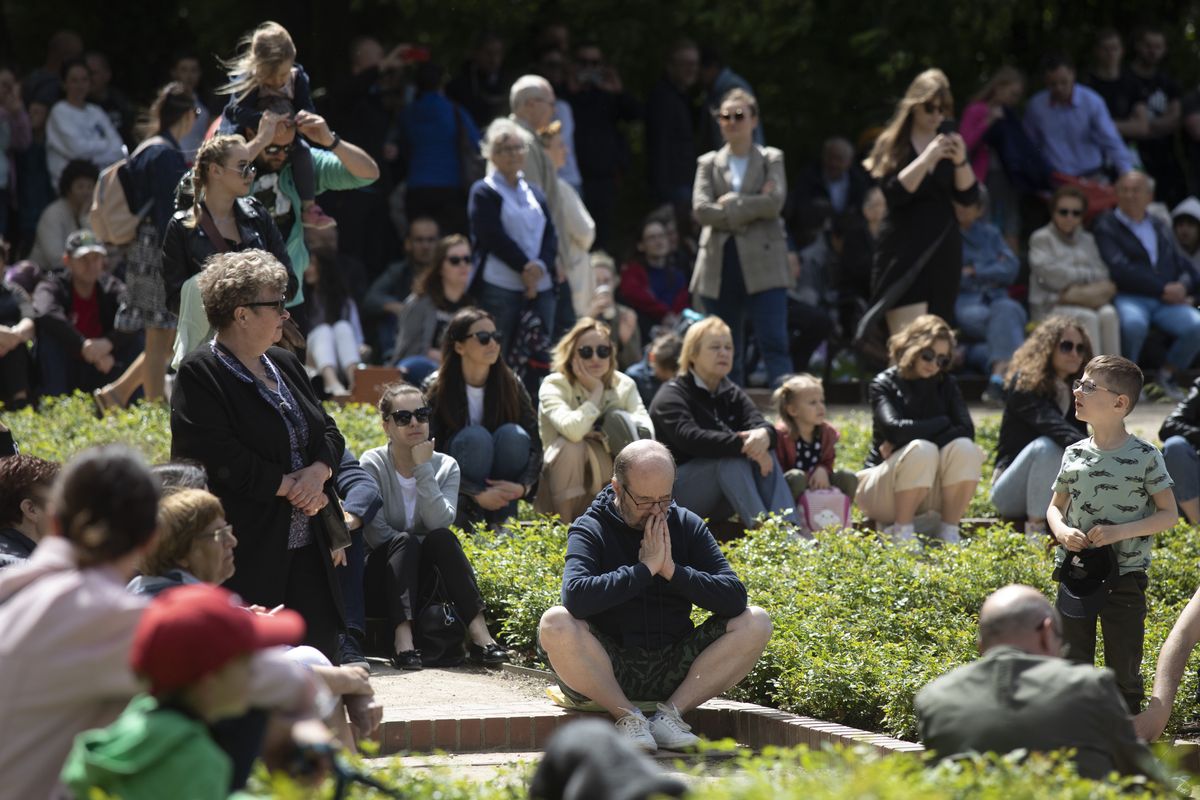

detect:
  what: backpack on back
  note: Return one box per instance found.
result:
[89,136,165,245]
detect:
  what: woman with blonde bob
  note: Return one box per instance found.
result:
[536,317,654,520]
[650,315,800,530]
[860,69,979,339]
[856,315,984,543]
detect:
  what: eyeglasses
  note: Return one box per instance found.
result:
[223,161,257,180]
[1055,207,1084,218]
[577,344,612,360]
[388,407,432,426]
[919,348,951,369]
[624,489,673,511]
[717,109,747,123]
[203,524,235,544]
[243,299,287,314]
[462,330,502,345]
[922,101,946,115]
[263,142,294,156]
[1058,340,1087,355]
[1073,378,1119,396]
[445,255,471,266]
[493,144,526,156]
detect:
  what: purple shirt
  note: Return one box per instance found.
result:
[1024,84,1133,176]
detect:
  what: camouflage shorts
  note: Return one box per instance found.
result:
[540,615,730,705]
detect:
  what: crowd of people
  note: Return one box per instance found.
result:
[8,16,1200,797]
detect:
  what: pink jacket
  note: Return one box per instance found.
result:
[960,101,994,183]
[773,420,840,475]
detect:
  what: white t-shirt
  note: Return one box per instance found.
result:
[394,471,418,528]
[466,384,485,427]
[728,154,750,193]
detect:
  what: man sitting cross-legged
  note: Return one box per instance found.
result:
[538,440,773,752]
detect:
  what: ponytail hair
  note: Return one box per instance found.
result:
[52,445,159,568]
[187,134,247,227]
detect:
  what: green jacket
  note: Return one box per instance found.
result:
[61,694,231,800]
[915,645,1164,782]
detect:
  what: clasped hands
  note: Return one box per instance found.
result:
[1056,524,1119,552]
[638,511,675,580]
[278,462,331,516]
[737,427,772,476]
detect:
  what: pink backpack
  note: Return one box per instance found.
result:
[798,488,852,534]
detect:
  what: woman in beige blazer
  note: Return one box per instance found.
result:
[692,88,791,387]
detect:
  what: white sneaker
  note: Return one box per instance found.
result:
[615,709,657,752]
[883,522,916,543]
[648,702,701,750]
[937,523,961,544]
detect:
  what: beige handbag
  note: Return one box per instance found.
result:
[1058,279,1116,310]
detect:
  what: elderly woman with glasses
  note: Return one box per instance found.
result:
[536,317,654,521]
[170,249,346,662]
[467,116,559,356]
[128,488,238,595]
[856,314,984,543]
[360,382,508,670]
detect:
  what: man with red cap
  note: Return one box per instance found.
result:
[60,583,306,800]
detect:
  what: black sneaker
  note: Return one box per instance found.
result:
[468,642,510,665]
[391,649,423,670]
[339,631,369,671]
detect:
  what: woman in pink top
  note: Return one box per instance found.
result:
[959,67,1025,183]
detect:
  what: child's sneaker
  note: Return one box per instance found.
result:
[302,204,337,229]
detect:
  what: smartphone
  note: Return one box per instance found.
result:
[937,119,958,135]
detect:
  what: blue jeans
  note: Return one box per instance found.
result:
[1163,436,1199,504]
[956,292,1027,371]
[335,528,366,636]
[703,239,791,387]
[397,354,439,387]
[989,436,1065,520]
[448,423,533,523]
[476,281,556,359]
[1114,294,1200,368]
[673,454,801,527]
[35,332,143,397]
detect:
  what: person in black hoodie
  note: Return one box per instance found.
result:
[649,316,800,530]
[990,317,1091,538]
[538,440,772,754]
[856,314,985,544]
[1160,378,1200,525]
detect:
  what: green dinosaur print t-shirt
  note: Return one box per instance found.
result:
[1052,434,1173,575]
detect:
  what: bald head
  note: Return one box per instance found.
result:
[977,584,1060,655]
[613,440,676,486]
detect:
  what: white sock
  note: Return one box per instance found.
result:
[887,522,915,540]
[938,522,961,543]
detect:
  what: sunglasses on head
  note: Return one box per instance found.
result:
[578,344,613,360]
[1058,340,1087,355]
[445,255,470,266]
[718,109,747,122]
[1055,207,1083,218]
[388,407,432,425]
[263,142,294,156]
[462,330,502,345]
[922,101,946,115]
[919,348,951,369]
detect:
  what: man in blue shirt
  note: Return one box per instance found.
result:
[1025,53,1134,179]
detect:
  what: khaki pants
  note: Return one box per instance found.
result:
[535,436,613,520]
[855,438,985,525]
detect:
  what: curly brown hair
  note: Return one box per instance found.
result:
[1005,316,1092,397]
[888,314,956,378]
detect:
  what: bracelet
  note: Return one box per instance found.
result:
[327,132,342,150]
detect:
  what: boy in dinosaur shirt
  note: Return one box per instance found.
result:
[1048,355,1177,713]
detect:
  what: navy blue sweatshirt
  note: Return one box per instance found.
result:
[562,485,747,649]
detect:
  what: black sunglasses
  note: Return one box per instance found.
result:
[717,109,747,122]
[445,255,470,266]
[388,407,432,425]
[922,101,946,115]
[243,299,287,314]
[919,348,951,369]
[462,330,502,345]
[1058,340,1087,355]
[577,345,613,360]
[263,142,294,156]
[1055,207,1084,218]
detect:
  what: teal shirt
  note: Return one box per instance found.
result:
[1052,434,1172,575]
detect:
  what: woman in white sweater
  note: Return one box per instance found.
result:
[536,316,654,520]
[539,121,595,319]
[45,59,125,186]
[360,383,508,671]
[1027,185,1120,355]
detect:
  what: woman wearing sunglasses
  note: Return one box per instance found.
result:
[389,234,475,387]
[1028,185,1120,355]
[536,317,654,521]
[361,382,508,669]
[856,314,985,543]
[426,307,542,527]
[991,317,1091,539]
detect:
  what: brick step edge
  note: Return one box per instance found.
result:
[376,697,925,756]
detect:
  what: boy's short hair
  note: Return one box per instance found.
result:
[1085,355,1143,414]
[649,332,682,373]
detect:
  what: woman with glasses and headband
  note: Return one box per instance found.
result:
[856,314,985,543]
[389,234,475,387]
[536,317,654,521]
[170,249,346,662]
[467,116,559,357]
[361,383,508,669]
[991,317,1091,539]
[860,69,978,341]
[426,307,542,527]
[1028,185,1120,355]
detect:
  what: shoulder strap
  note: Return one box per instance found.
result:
[197,206,232,254]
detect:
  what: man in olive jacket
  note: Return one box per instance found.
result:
[915,584,1163,782]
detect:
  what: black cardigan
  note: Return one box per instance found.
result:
[649,372,775,466]
[995,384,1087,471]
[170,344,345,609]
[1160,378,1200,449]
[865,366,974,468]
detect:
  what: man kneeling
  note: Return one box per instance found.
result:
[538,440,772,752]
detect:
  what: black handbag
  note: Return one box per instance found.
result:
[415,568,466,667]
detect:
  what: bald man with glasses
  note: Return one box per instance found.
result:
[537,440,772,753]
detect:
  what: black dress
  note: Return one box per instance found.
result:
[870,147,979,323]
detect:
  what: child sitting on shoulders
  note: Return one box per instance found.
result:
[773,374,859,504]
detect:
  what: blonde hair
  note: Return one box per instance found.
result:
[552,317,616,388]
[864,68,953,178]
[216,21,297,103]
[888,314,956,378]
[188,134,248,227]
[773,374,824,439]
[678,317,732,374]
[141,489,225,578]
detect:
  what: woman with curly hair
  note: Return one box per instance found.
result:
[990,316,1090,537]
[855,314,985,543]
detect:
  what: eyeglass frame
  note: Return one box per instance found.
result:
[387,407,432,426]
[263,142,295,156]
[577,344,613,360]
[221,160,257,180]
[1072,378,1119,396]
[1057,340,1087,355]
[202,523,236,544]
[242,298,288,315]
[919,348,951,369]
[460,330,503,345]
[622,486,673,512]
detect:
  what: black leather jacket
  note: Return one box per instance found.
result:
[1160,378,1200,449]
[865,366,974,467]
[995,384,1087,471]
[161,196,294,313]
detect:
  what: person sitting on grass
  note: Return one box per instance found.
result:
[772,373,858,517]
[1158,377,1200,525]
[0,454,59,569]
[537,440,773,754]
[1048,355,1177,713]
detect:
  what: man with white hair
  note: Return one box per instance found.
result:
[537,440,773,753]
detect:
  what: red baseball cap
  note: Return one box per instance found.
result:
[130,584,305,695]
